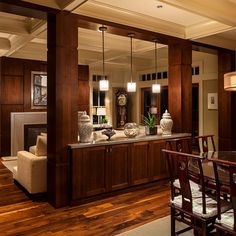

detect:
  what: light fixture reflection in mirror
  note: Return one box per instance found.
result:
[127,33,136,92]
[152,39,161,94]
[127,82,136,92]
[99,26,109,91]
[99,79,109,91]
[152,83,161,93]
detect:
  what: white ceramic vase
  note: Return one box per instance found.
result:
[160,110,173,135]
[78,114,93,143]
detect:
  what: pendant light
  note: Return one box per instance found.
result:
[127,33,136,92]
[99,26,109,91]
[152,39,161,93]
[224,52,236,91]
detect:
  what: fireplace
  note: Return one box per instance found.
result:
[11,112,47,156]
[24,124,47,151]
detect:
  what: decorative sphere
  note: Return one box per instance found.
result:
[124,123,139,138]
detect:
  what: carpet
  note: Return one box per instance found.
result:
[1,156,17,161]
[116,216,194,236]
[2,160,17,173]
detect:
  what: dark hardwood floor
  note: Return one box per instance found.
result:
[0,161,170,235]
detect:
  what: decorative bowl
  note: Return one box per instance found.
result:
[124,123,139,138]
[102,128,116,141]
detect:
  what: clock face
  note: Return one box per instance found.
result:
[117,94,127,106]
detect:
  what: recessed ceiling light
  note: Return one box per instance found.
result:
[157,5,163,8]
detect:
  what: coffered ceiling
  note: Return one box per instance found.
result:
[0,0,235,68]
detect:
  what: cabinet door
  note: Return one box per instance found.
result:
[149,140,168,180]
[82,146,107,197]
[130,142,150,185]
[108,144,130,191]
[71,146,107,200]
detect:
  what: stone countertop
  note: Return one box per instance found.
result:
[68,132,191,149]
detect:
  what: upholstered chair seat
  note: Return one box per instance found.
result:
[171,190,231,218]
[216,209,234,229]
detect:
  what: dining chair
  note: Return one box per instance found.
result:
[165,137,192,197]
[195,134,216,153]
[162,149,231,236]
[212,159,236,235]
[165,137,192,154]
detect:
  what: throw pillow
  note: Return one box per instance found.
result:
[35,135,47,156]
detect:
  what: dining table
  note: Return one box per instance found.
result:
[197,151,236,192]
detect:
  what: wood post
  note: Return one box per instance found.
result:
[218,49,236,150]
[47,11,78,207]
[168,41,192,133]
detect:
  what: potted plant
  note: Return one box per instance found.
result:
[144,112,157,135]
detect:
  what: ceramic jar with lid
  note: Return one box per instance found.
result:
[78,114,93,143]
[160,110,173,135]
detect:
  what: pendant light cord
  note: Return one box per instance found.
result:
[130,35,133,83]
[155,41,157,84]
[102,28,105,79]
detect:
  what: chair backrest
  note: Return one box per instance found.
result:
[165,137,192,153]
[212,159,236,230]
[195,135,216,153]
[165,137,192,194]
[162,149,207,214]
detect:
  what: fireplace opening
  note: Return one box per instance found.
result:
[24,124,47,151]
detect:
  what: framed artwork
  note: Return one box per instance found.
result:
[31,71,47,109]
[208,93,218,110]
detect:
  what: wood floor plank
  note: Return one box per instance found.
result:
[0,160,170,235]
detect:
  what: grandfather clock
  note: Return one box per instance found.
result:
[116,90,128,128]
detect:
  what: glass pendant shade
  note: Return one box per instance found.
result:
[152,83,161,93]
[224,72,236,91]
[99,79,109,91]
[127,82,136,92]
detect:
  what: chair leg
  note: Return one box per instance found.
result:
[216,228,223,236]
[171,208,175,236]
[201,221,207,236]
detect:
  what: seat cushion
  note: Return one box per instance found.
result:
[173,179,200,191]
[216,209,234,229]
[35,135,47,156]
[171,190,231,218]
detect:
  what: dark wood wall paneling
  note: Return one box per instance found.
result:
[0,57,47,156]
[218,49,236,150]
[0,57,89,156]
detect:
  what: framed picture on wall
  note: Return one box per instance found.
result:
[208,93,218,110]
[31,71,47,109]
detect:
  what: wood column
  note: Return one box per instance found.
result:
[47,11,78,207]
[168,41,192,133]
[218,49,236,150]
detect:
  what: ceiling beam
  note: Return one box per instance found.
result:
[159,0,236,26]
[0,38,10,50]
[0,0,59,19]
[4,20,46,56]
[76,14,185,46]
[57,0,88,11]
[0,17,29,35]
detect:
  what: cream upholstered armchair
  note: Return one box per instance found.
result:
[13,134,47,194]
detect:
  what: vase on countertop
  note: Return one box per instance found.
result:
[160,110,173,136]
[78,113,93,143]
